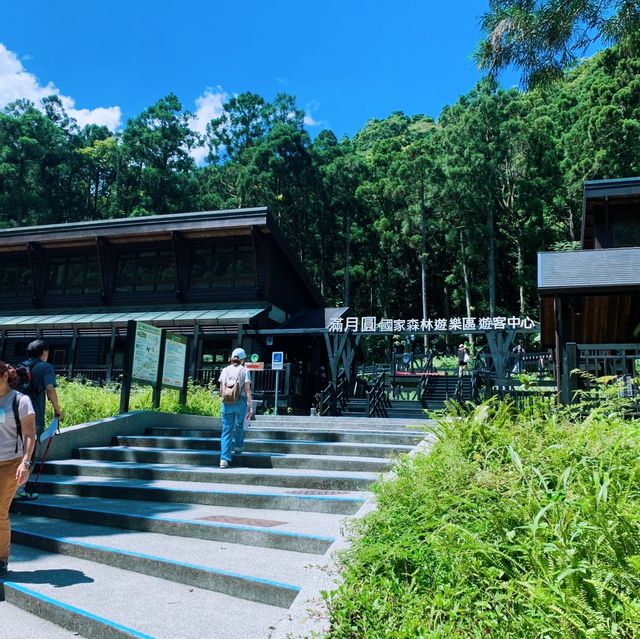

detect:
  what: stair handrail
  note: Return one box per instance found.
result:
[367,372,388,417]
[319,383,336,416]
[336,371,350,409]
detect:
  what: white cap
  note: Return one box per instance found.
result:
[231,347,247,360]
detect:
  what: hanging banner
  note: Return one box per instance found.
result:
[131,322,162,384]
[162,332,188,389]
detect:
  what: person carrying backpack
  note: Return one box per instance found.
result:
[13,340,63,500]
[217,348,252,469]
[0,361,36,578]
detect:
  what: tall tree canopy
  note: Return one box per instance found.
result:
[476,0,640,86]
[0,46,639,327]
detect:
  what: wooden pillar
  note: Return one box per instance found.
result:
[554,295,563,403]
[119,320,136,414]
[566,342,578,404]
[106,326,117,382]
[152,330,167,409]
[68,328,79,379]
[189,323,201,381]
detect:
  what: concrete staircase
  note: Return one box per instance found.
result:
[2,414,430,639]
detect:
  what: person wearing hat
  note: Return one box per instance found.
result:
[217,347,252,468]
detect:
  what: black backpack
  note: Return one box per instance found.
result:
[13,359,41,399]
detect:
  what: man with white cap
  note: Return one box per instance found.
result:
[217,347,252,468]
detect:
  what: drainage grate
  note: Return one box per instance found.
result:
[196,515,286,527]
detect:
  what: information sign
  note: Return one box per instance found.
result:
[250,353,259,363]
[132,322,162,384]
[271,351,284,371]
[245,361,264,371]
[162,332,188,388]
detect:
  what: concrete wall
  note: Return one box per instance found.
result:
[45,411,221,461]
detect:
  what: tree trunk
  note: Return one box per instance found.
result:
[420,188,429,350]
[517,241,525,316]
[487,201,496,316]
[344,212,350,307]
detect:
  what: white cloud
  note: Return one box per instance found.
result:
[0,43,121,130]
[303,101,326,128]
[189,88,228,164]
[304,113,322,126]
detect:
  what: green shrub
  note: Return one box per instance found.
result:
[47,379,220,427]
[326,393,640,638]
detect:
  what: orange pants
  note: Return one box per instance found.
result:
[0,457,21,562]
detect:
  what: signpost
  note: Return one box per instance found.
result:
[271,351,284,415]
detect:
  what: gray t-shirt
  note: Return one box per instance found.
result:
[0,390,35,461]
[218,364,251,400]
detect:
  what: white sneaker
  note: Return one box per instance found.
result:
[220,460,230,469]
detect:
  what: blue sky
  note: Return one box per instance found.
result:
[1,0,521,143]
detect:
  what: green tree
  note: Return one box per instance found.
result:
[118,93,198,215]
[476,0,640,86]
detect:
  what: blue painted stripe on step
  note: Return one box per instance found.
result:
[21,502,336,542]
[3,581,154,639]
[14,531,301,593]
[46,460,379,480]
[37,480,367,503]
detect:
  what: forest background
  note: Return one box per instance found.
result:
[1,46,639,326]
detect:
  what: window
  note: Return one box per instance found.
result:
[115,250,176,292]
[47,255,99,295]
[0,260,31,298]
[189,246,255,289]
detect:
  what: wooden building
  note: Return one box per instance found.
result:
[0,207,328,402]
[538,177,640,401]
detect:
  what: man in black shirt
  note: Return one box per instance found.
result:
[14,340,62,500]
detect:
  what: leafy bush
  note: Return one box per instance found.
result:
[326,393,640,638]
[47,379,221,427]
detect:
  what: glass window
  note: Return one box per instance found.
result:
[136,252,156,291]
[46,255,100,295]
[115,250,177,292]
[235,246,255,287]
[116,255,136,292]
[190,249,211,289]
[66,257,85,293]
[212,248,233,286]
[0,260,31,297]
[189,245,255,290]
[156,251,176,290]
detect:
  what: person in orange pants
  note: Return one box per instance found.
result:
[0,361,36,578]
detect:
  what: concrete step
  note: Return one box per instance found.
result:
[115,435,413,458]
[12,495,334,555]
[253,415,431,430]
[13,492,349,539]
[77,446,394,472]
[39,459,378,491]
[29,475,367,514]
[148,426,425,445]
[0,599,83,639]
[11,514,322,607]
[4,543,290,638]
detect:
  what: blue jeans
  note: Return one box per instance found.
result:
[220,398,247,462]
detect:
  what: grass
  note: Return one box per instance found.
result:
[46,378,221,426]
[325,388,640,638]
